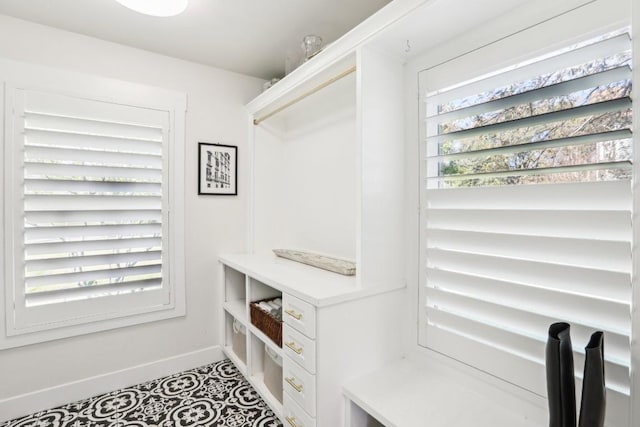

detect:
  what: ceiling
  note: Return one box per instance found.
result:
[0,0,390,79]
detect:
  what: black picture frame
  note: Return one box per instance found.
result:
[198,143,238,195]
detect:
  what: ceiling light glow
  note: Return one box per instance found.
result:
[115,0,188,17]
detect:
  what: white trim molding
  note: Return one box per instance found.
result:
[0,346,224,423]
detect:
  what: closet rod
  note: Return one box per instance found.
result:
[253,65,357,126]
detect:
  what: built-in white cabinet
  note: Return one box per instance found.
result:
[221,1,518,425]
[219,21,410,426]
[220,254,404,426]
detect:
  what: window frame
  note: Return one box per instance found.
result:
[415,4,634,427]
[0,58,186,349]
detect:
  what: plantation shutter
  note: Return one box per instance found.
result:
[12,89,170,329]
[420,30,632,420]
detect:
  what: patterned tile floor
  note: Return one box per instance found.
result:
[1,359,283,427]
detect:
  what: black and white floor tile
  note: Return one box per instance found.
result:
[1,359,283,427]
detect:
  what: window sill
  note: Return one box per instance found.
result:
[0,302,185,350]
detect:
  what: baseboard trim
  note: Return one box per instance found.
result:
[0,345,224,422]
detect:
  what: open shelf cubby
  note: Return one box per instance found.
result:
[223,310,247,375]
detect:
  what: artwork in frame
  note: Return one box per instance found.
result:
[198,142,238,195]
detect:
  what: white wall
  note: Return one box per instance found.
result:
[0,14,262,419]
[252,73,357,260]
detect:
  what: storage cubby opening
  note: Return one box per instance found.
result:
[250,333,265,377]
[224,265,246,303]
[248,278,282,302]
[249,333,283,405]
[348,401,386,427]
[224,311,247,371]
[248,278,283,348]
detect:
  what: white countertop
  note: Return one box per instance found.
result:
[219,253,404,307]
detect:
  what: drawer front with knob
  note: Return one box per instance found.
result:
[283,357,316,416]
[283,324,316,374]
[284,394,316,427]
[283,294,316,339]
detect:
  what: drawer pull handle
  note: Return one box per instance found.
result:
[285,309,302,320]
[285,416,300,427]
[285,341,303,354]
[285,376,303,392]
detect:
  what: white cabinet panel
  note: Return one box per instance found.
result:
[283,324,317,374]
[284,294,316,339]
[284,393,317,427]
[284,356,317,417]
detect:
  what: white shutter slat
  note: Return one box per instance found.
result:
[26,250,162,274]
[428,65,631,122]
[24,112,163,142]
[426,180,631,210]
[427,32,631,109]
[25,209,162,226]
[427,140,632,176]
[427,294,629,361]
[25,128,162,154]
[25,237,162,258]
[426,281,630,344]
[429,129,632,160]
[427,268,631,361]
[24,89,168,128]
[428,307,543,362]
[24,223,162,243]
[25,179,162,196]
[24,145,162,169]
[426,208,630,241]
[25,194,162,211]
[25,263,162,290]
[427,229,630,272]
[25,279,164,307]
[427,162,631,185]
[25,162,163,182]
[426,248,630,303]
[427,97,630,141]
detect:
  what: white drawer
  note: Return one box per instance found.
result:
[283,324,316,374]
[283,294,316,339]
[283,356,316,417]
[284,393,316,427]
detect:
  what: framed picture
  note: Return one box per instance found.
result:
[198,143,237,195]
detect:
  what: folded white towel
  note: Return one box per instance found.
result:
[258,302,273,312]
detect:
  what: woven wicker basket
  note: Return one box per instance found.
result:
[250,298,282,347]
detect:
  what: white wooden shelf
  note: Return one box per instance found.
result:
[220,253,404,307]
[223,300,247,325]
[248,323,283,358]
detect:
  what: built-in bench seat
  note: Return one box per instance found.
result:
[342,355,545,427]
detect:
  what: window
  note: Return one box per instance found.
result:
[2,62,186,346]
[419,29,631,425]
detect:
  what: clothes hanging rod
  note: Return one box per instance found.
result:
[253,65,357,126]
